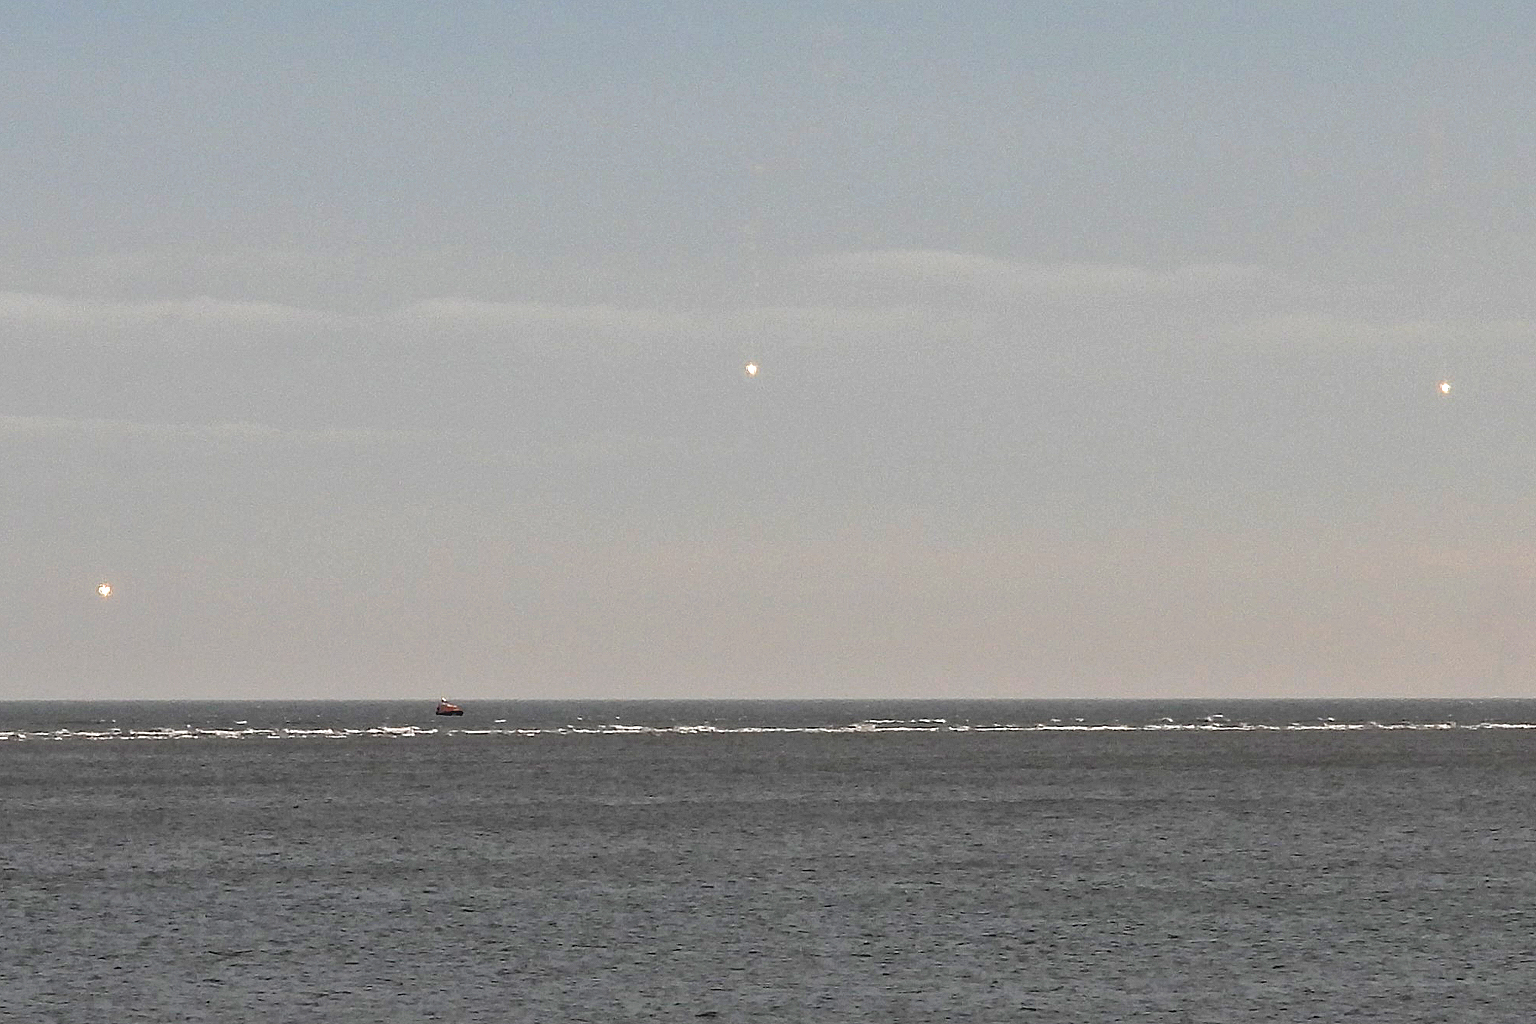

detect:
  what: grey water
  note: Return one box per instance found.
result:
[3,700,1534,1022]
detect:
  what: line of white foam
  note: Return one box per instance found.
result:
[2,719,1534,742]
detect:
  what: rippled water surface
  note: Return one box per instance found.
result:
[3,700,1534,1022]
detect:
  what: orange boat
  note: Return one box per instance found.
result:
[435,698,464,716]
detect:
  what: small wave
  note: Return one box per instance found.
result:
[3,718,1535,742]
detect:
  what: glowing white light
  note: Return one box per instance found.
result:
[97,582,113,598]
[1438,379,1452,395]
[744,362,759,377]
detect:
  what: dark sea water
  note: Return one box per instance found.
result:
[3,699,1534,1022]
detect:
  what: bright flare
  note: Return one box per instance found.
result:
[97,582,113,598]
[744,362,759,377]
[1438,379,1452,395]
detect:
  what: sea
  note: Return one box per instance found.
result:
[3,698,1534,1023]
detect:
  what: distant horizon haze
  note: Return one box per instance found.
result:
[5,3,1535,700]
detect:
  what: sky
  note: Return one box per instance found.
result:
[4,1,1535,700]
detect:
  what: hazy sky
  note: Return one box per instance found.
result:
[5,2,1535,699]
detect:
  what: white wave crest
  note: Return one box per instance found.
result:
[2,718,1535,743]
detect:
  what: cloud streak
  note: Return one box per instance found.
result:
[813,250,1271,299]
[0,413,436,447]
[0,291,330,329]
